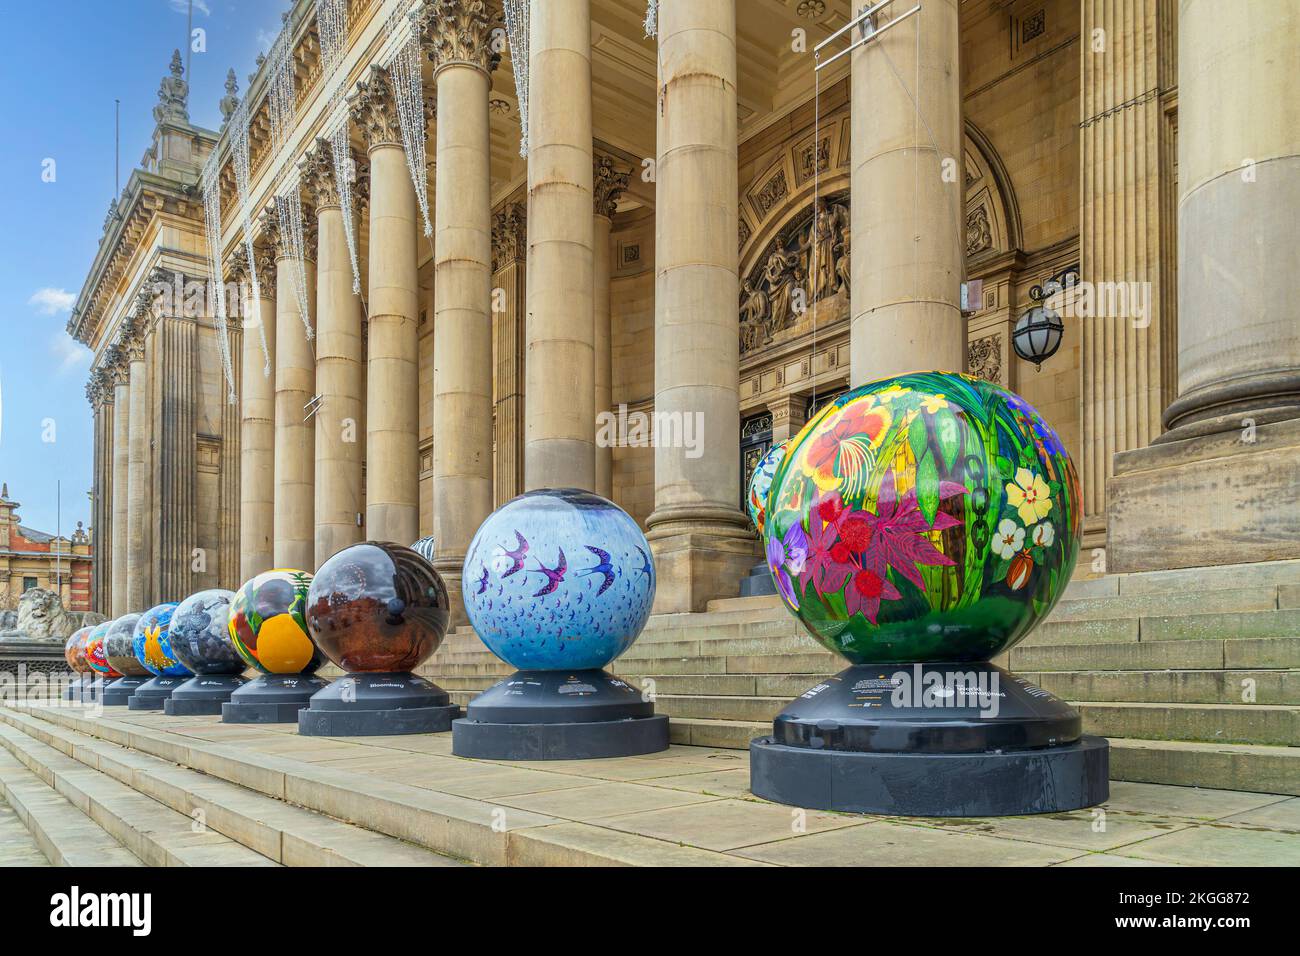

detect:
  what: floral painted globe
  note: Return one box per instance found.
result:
[462,488,656,671]
[307,542,450,673]
[64,626,93,674]
[104,613,148,677]
[747,441,788,535]
[133,603,189,677]
[171,589,245,675]
[764,371,1080,665]
[84,621,120,677]
[228,569,323,675]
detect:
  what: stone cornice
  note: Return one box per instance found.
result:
[413,0,502,78]
[593,154,630,219]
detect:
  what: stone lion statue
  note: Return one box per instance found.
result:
[11,588,106,643]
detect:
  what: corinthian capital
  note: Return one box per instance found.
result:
[491,202,526,271]
[413,0,502,77]
[350,65,404,150]
[260,203,285,258]
[593,155,631,218]
[300,138,341,209]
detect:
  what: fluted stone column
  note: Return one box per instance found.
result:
[525,0,595,490]
[492,203,527,506]
[592,154,628,500]
[266,204,317,572]
[849,0,964,383]
[86,369,113,614]
[416,0,497,611]
[302,139,365,569]
[1107,1,1300,570]
[108,350,130,615]
[235,247,277,581]
[646,0,755,613]
[353,66,420,545]
[124,318,151,612]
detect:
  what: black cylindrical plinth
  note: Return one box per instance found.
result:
[64,677,92,701]
[127,675,189,710]
[221,673,328,724]
[298,672,459,736]
[101,675,148,707]
[452,669,669,760]
[749,663,1109,816]
[164,673,249,716]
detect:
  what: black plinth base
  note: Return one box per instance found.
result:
[64,677,92,701]
[452,668,670,759]
[164,673,248,716]
[298,672,460,736]
[101,676,148,707]
[750,663,1110,816]
[127,676,188,711]
[739,560,776,597]
[221,673,328,724]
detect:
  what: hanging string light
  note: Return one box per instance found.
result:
[199,149,238,404]
[503,0,529,157]
[230,98,272,377]
[387,1,433,235]
[275,185,315,342]
[315,0,362,295]
[644,0,657,37]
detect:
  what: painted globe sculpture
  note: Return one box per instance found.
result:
[463,488,656,671]
[747,440,789,535]
[64,626,93,674]
[763,371,1080,665]
[170,589,244,675]
[229,569,323,675]
[104,613,148,677]
[83,621,120,678]
[132,602,189,678]
[307,542,451,673]
[410,535,436,563]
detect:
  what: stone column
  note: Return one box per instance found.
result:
[592,154,629,500]
[86,369,112,614]
[1107,1,1300,571]
[266,203,317,572]
[416,0,498,609]
[235,246,277,581]
[849,0,964,384]
[124,317,151,612]
[492,202,527,506]
[646,0,755,613]
[353,65,420,545]
[302,138,365,569]
[108,349,130,615]
[525,0,595,490]
[1078,0,1178,548]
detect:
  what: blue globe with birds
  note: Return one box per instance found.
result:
[462,488,656,671]
[132,602,189,678]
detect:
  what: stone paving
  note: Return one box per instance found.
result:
[31,706,1297,867]
[0,794,49,866]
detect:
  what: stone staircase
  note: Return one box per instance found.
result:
[422,558,1300,795]
[0,707,467,867]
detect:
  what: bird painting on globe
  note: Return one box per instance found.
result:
[762,370,1080,665]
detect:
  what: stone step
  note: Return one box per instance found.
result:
[0,748,142,866]
[1021,607,1300,647]
[705,595,783,614]
[1027,669,1300,705]
[1104,558,1300,598]
[1047,587,1281,623]
[656,694,788,723]
[1077,701,1300,747]
[9,704,763,867]
[0,720,278,867]
[1011,637,1300,672]
[0,708,466,867]
[1109,738,1300,796]
[0,792,50,866]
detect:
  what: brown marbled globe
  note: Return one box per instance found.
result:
[305,542,451,674]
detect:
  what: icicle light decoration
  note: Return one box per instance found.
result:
[644,0,657,37]
[386,1,433,236]
[503,0,529,157]
[315,0,361,294]
[199,150,238,404]
[315,0,349,97]
[230,99,272,377]
[266,30,296,150]
[274,184,316,342]
[327,102,364,295]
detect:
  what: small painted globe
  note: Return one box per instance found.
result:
[104,614,148,677]
[228,569,323,675]
[64,626,93,674]
[307,542,450,673]
[84,621,120,678]
[746,440,789,535]
[764,371,1080,666]
[410,535,436,563]
[462,488,656,671]
[170,589,244,675]
[132,603,189,678]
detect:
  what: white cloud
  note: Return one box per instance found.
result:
[28,287,75,315]
[168,0,212,15]
[50,332,91,374]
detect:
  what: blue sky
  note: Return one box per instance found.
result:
[0,0,287,538]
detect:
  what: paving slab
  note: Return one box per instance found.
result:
[599,797,865,851]
[906,809,1193,852]
[1102,781,1291,820]
[1117,824,1300,866]
[497,781,723,821]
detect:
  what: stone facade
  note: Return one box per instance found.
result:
[70,1,1298,619]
